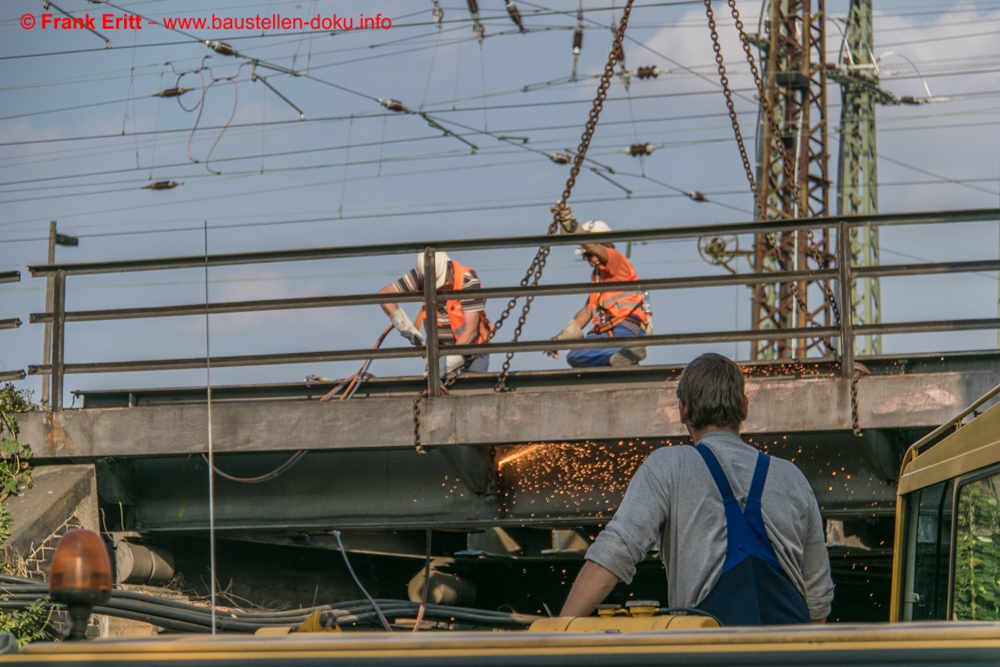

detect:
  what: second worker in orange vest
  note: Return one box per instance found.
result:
[379,251,491,376]
[546,200,651,367]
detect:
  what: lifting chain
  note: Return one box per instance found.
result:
[704,0,763,221]
[705,0,840,358]
[413,371,461,453]
[491,0,636,393]
[848,361,869,437]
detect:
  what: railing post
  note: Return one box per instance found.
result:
[423,248,440,396]
[837,221,855,379]
[50,270,66,410]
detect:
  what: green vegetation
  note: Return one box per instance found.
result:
[0,383,35,542]
[0,554,56,646]
[954,474,1000,620]
[0,383,52,645]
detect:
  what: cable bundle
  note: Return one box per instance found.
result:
[0,574,537,634]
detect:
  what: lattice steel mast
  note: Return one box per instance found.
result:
[751,0,833,360]
[830,0,888,355]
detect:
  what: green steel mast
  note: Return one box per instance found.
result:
[831,0,890,355]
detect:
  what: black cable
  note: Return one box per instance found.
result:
[200,450,308,484]
[329,530,393,632]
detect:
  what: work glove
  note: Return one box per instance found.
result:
[440,354,465,377]
[550,200,579,234]
[544,319,584,359]
[390,309,424,347]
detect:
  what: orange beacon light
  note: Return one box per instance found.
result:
[48,529,113,641]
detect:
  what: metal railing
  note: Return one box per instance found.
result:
[25,208,1000,409]
[0,270,25,382]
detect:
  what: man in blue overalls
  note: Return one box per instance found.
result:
[560,353,834,625]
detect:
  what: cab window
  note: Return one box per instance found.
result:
[953,467,1000,620]
[908,479,953,620]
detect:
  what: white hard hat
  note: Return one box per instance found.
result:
[415,251,451,288]
[575,220,613,254]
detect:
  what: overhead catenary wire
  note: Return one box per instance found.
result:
[1,0,992,241]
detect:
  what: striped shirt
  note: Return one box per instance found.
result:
[392,266,485,344]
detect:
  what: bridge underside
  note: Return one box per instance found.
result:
[19,352,998,533]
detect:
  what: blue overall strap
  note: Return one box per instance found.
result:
[694,445,781,573]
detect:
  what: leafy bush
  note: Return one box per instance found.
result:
[0,384,50,645]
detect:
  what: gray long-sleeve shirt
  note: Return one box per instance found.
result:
[585,430,834,621]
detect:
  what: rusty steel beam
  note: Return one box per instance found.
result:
[19,368,999,459]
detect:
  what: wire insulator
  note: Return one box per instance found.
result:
[572,28,583,55]
[506,1,525,32]
[142,180,183,190]
[631,143,651,156]
[685,191,708,202]
[636,66,661,79]
[379,98,409,112]
[151,87,193,98]
[431,4,444,27]
[205,40,236,56]
[547,153,571,164]
[467,0,479,13]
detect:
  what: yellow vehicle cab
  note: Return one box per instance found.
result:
[890,383,1000,623]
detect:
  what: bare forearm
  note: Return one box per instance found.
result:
[559,560,620,617]
[572,306,592,329]
[378,284,400,316]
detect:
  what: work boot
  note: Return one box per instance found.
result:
[609,346,646,367]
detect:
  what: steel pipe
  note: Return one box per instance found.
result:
[28,208,999,277]
[28,326,841,376]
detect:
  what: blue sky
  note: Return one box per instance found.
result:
[1,0,998,404]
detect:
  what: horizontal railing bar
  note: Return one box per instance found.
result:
[28,208,999,277]
[445,327,841,357]
[28,326,840,375]
[30,269,841,324]
[29,316,999,376]
[30,256,1000,325]
[0,271,20,284]
[0,318,21,330]
[856,259,1000,278]
[856,318,1000,336]
[0,370,26,382]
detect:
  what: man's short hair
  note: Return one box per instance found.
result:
[675,353,746,430]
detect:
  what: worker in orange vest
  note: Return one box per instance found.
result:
[379,252,491,376]
[546,200,651,367]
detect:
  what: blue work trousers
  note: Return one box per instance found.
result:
[566,325,646,368]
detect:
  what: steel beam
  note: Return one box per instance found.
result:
[19,369,999,459]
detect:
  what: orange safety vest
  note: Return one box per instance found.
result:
[418,261,492,345]
[588,254,648,334]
